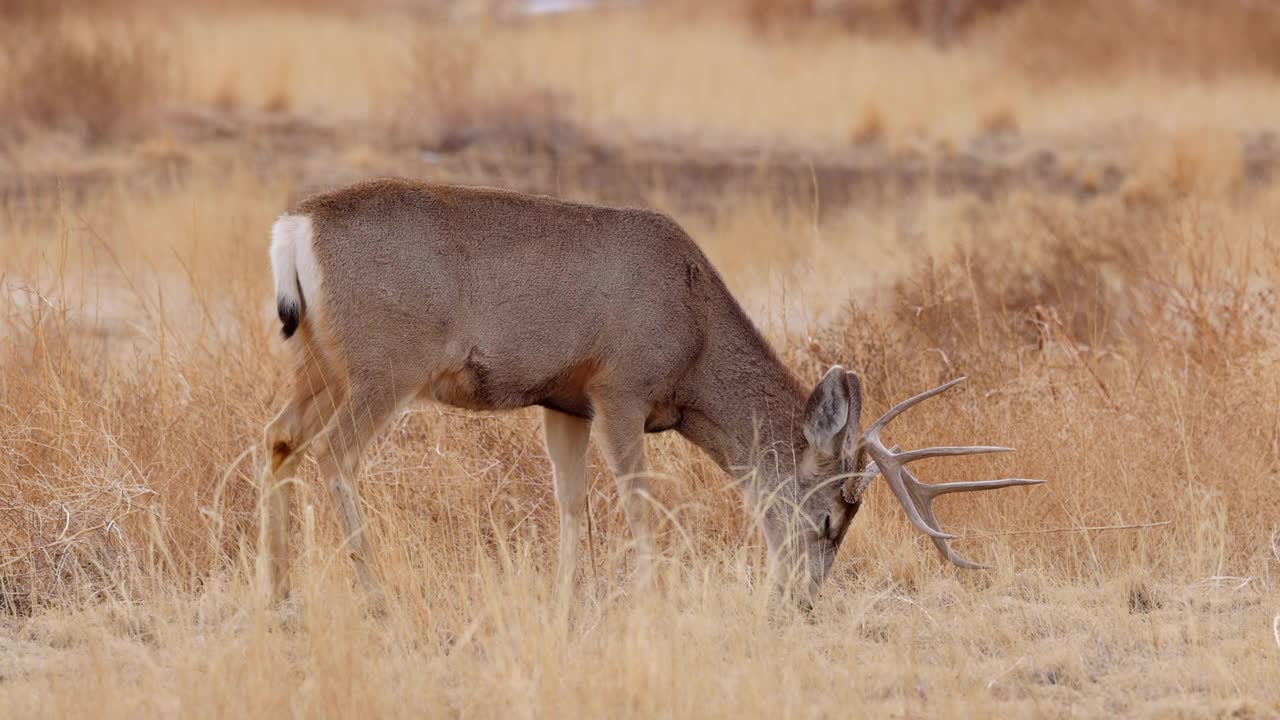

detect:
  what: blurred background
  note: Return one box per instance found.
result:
[4,0,1278,200]
[3,4,1280,715]
[6,0,1280,320]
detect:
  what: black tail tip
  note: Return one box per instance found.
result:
[277,298,300,339]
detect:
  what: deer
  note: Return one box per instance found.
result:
[259,177,1042,607]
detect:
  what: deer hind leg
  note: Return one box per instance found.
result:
[260,351,343,601]
[311,377,407,606]
[592,402,656,585]
[542,408,592,594]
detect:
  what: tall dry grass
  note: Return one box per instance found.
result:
[3,2,1280,717]
[3,159,1279,715]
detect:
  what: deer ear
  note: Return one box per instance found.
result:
[804,366,853,457]
[843,371,862,453]
[840,371,868,503]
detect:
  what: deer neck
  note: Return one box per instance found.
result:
[675,305,808,478]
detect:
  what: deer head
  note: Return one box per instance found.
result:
[757,367,1044,605]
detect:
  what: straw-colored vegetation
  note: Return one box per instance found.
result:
[2,1,1279,717]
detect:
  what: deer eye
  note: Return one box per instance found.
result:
[822,513,832,539]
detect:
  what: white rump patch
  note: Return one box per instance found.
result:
[269,213,322,312]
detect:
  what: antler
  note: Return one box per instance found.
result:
[857,377,1044,569]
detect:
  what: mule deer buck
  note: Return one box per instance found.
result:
[260,178,1041,605]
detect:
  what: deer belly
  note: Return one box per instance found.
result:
[425,351,600,416]
[644,403,681,433]
[531,358,599,419]
[424,364,493,411]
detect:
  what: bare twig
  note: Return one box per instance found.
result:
[961,520,1171,539]
[1033,304,1117,410]
[1272,527,1280,650]
[1197,576,1253,591]
[985,658,1026,690]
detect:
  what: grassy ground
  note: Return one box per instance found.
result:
[2,2,1279,717]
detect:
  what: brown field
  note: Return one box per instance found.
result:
[2,1,1279,717]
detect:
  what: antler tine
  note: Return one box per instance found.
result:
[903,468,1045,568]
[864,376,968,436]
[861,440,957,540]
[900,466,990,568]
[896,445,1013,464]
[900,467,992,569]
[857,377,1046,569]
[913,477,1046,499]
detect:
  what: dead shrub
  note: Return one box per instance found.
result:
[649,0,822,33]
[1125,577,1161,613]
[1,19,170,141]
[0,0,355,16]
[1126,127,1244,204]
[395,30,585,154]
[806,195,1278,422]
[654,0,1023,41]
[979,104,1018,137]
[850,102,887,146]
[886,201,1154,362]
[741,0,820,32]
[992,0,1280,82]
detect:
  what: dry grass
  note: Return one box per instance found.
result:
[3,2,1280,718]
[3,160,1279,717]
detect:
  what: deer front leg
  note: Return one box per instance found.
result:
[542,408,592,595]
[592,403,656,586]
